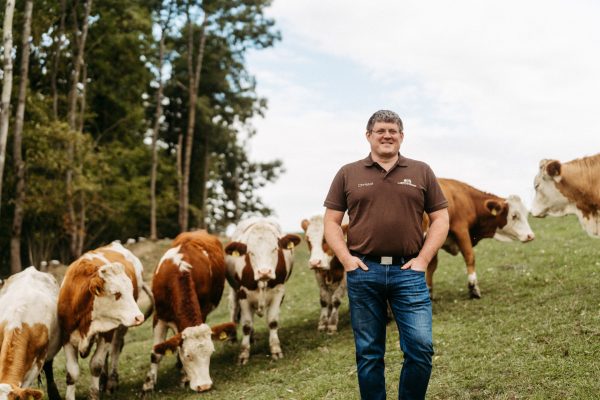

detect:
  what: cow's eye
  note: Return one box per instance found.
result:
[512,214,519,221]
[114,292,122,300]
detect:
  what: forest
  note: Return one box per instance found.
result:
[0,0,282,275]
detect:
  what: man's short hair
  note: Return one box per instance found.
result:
[366,110,403,132]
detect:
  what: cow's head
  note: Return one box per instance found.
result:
[90,262,144,328]
[531,159,572,218]
[301,216,345,270]
[225,227,301,281]
[485,196,535,242]
[0,383,43,400]
[153,322,236,392]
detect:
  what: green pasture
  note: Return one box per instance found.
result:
[48,215,599,399]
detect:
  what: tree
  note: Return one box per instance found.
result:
[0,0,16,219]
[10,0,34,274]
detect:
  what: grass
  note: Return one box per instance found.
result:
[45,215,599,399]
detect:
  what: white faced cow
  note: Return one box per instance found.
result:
[301,215,347,334]
[531,154,600,237]
[0,267,62,400]
[58,242,149,400]
[224,217,301,364]
[427,178,535,299]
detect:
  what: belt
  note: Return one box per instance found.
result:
[351,251,419,265]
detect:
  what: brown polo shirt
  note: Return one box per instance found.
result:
[324,153,448,256]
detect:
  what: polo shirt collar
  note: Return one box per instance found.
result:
[363,153,409,168]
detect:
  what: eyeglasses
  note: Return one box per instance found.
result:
[371,128,401,136]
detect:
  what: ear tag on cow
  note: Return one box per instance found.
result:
[287,242,295,250]
[232,250,240,257]
[165,349,173,356]
[219,331,228,341]
[491,209,498,216]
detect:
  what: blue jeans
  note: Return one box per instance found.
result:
[346,257,433,400]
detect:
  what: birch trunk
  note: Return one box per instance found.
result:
[10,0,33,274]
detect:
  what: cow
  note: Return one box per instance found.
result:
[0,267,61,400]
[301,215,347,334]
[224,217,301,365]
[427,178,535,299]
[58,241,149,400]
[531,154,600,237]
[142,230,236,394]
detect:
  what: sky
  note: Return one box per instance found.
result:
[243,0,600,233]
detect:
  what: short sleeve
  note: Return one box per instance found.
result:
[424,165,448,213]
[323,167,348,212]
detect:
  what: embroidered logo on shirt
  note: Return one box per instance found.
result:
[357,182,374,188]
[398,178,417,187]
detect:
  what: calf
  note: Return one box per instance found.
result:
[142,230,236,394]
[0,267,61,400]
[301,215,346,334]
[531,154,600,237]
[225,217,301,364]
[427,178,535,298]
[58,241,147,400]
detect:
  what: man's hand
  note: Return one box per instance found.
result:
[401,256,429,272]
[340,255,369,272]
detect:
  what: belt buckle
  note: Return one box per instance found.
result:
[380,256,393,265]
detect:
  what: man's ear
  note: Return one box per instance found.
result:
[154,333,183,355]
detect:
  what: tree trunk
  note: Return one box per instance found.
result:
[51,0,67,120]
[0,0,16,219]
[198,133,210,229]
[179,8,207,232]
[150,3,172,241]
[177,133,183,229]
[66,0,92,259]
[10,0,33,274]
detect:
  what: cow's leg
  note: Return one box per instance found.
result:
[142,319,169,393]
[267,285,285,360]
[426,253,439,299]
[454,230,480,298]
[89,335,111,400]
[106,325,128,393]
[238,297,254,365]
[314,273,329,332]
[64,343,80,400]
[327,278,346,334]
[43,359,61,400]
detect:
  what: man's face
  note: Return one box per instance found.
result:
[366,121,403,158]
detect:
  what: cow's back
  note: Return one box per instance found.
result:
[439,178,502,228]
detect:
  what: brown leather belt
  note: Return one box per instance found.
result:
[351,251,419,265]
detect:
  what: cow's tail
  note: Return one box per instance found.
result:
[140,282,155,322]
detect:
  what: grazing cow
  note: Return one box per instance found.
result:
[58,241,148,400]
[142,230,236,394]
[427,178,535,298]
[0,267,61,400]
[531,154,600,237]
[224,217,301,364]
[301,215,347,334]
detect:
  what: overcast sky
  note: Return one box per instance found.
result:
[243,0,600,233]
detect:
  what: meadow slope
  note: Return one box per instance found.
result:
[48,215,599,399]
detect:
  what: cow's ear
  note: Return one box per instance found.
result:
[211,321,237,341]
[89,276,104,297]
[279,234,302,250]
[154,333,183,355]
[545,160,562,179]
[484,199,503,217]
[224,242,247,257]
[301,219,310,232]
[19,387,44,399]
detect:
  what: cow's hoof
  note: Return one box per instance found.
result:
[140,389,153,399]
[327,325,338,335]
[238,356,249,365]
[47,383,61,400]
[317,324,327,332]
[271,351,284,360]
[88,387,100,400]
[106,372,119,393]
[468,283,482,299]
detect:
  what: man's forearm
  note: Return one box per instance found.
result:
[324,220,352,263]
[418,216,449,264]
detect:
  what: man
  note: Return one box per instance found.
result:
[323,110,449,400]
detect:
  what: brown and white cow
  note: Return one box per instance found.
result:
[0,267,61,400]
[531,154,600,237]
[301,215,346,334]
[58,241,148,400]
[427,178,535,299]
[224,217,301,364]
[142,230,236,394]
